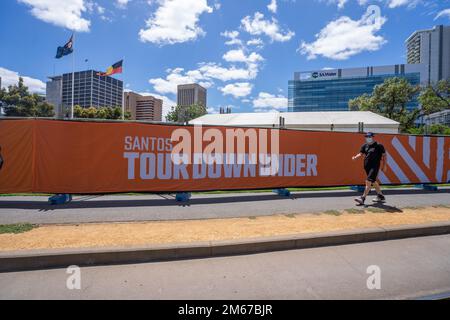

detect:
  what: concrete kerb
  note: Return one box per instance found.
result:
[1,222,450,273]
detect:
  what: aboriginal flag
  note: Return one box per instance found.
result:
[97,60,123,77]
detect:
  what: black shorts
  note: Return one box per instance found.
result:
[365,166,380,183]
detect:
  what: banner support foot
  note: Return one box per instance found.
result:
[48,194,72,205]
[350,186,365,193]
[176,192,191,202]
[414,184,438,191]
[273,189,291,197]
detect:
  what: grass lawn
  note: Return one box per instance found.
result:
[0,224,38,234]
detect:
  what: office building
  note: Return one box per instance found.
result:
[124,92,163,121]
[177,84,207,107]
[406,25,450,83]
[46,70,123,118]
[46,76,63,117]
[424,110,450,126]
[288,64,427,112]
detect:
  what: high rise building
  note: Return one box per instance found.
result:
[46,76,63,117]
[177,84,207,107]
[406,25,450,83]
[124,92,163,122]
[288,64,427,112]
[46,70,123,118]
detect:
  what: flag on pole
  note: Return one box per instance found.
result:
[97,60,123,77]
[55,35,74,59]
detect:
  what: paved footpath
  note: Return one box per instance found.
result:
[1,234,449,299]
[0,188,449,225]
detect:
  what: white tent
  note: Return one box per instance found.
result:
[190,111,400,134]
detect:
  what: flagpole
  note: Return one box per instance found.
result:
[121,58,125,121]
[71,34,75,119]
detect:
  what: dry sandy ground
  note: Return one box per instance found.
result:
[1,206,450,252]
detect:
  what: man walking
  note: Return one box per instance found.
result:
[352,132,387,205]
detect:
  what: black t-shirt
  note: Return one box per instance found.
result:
[360,142,386,169]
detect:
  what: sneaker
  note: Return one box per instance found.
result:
[373,194,386,202]
[355,196,366,206]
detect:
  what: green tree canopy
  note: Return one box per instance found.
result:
[407,124,450,135]
[166,104,207,123]
[349,77,421,132]
[418,80,450,116]
[73,105,131,120]
[0,77,54,118]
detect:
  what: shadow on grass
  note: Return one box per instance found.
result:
[365,203,404,213]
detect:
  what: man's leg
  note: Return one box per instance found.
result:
[363,180,373,198]
[372,181,386,202]
[373,181,383,195]
[355,180,373,205]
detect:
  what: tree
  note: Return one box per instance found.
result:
[166,104,207,123]
[73,105,130,120]
[407,124,450,135]
[1,77,54,118]
[348,94,374,111]
[418,80,450,116]
[349,77,421,132]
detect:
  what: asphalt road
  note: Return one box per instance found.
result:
[0,188,449,225]
[1,234,449,300]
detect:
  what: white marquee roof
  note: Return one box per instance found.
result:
[190,111,399,127]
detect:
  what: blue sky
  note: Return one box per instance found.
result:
[0,0,449,118]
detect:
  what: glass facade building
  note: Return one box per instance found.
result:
[288,64,427,112]
[47,70,124,117]
[61,70,123,109]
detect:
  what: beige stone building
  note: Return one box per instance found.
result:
[177,84,207,107]
[124,92,163,121]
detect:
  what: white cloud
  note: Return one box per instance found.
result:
[207,106,220,114]
[139,0,213,45]
[267,0,277,13]
[198,63,260,81]
[299,6,387,60]
[18,0,91,32]
[149,60,261,95]
[221,30,243,46]
[326,0,348,9]
[241,12,294,42]
[0,67,46,94]
[387,0,411,8]
[220,82,253,98]
[222,49,264,65]
[247,38,264,47]
[435,8,450,20]
[149,67,213,95]
[252,92,287,110]
[96,5,105,14]
[323,0,420,8]
[115,0,131,9]
[337,0,348,8]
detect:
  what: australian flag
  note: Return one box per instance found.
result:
[55,35,74,59]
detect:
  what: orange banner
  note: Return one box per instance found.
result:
[0,119,449,194]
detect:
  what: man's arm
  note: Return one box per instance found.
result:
[352,153,363,161]
[380,145,387,171]
[353,145,365,161]
[381,154,387,171]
